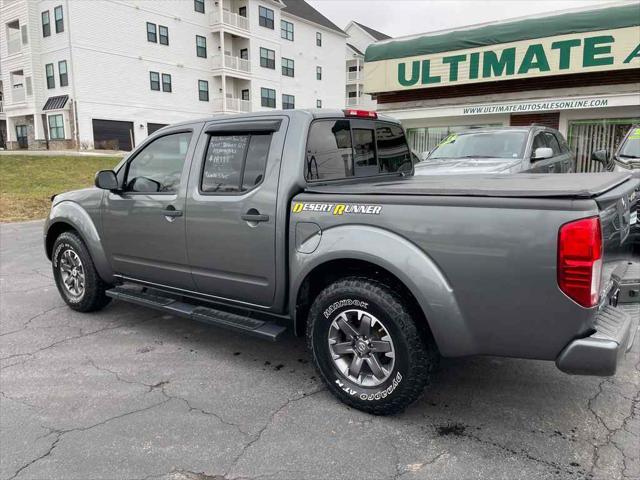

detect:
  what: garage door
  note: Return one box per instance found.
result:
[147,123,168,135]
[92,119,134,151]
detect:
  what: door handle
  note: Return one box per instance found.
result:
[162,206,183,218]
[241,212,269,222]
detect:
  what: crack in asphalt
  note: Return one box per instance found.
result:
[0,304,66,337]
[0,390,41,411]
[587,371,640,480]
[86,358,253,437]
[6,398,171,480]
[423,418,586,477]
[222,387,327,479]
[0,317,151,370]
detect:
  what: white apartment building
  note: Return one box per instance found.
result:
[0,0,347,150]
[344,21,390,110]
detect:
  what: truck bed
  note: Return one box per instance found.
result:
[305,172,632,199]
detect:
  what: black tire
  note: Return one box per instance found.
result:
[307,277,438,415]
[52,231,111,312]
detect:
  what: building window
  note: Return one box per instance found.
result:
[281,57,294,77]
[316,66,322,80]
[281,20,293,41]
[198,80,209,101]
[241,89,249,101]
[239,6,247,17]
[260,47,275,69]
[146,22,157,43]
[162,73,172,92]
[54,5,64,33]
[159,25,169,45]
[150,71,160,91]
[194,0,205,13]
[316,99,322,108]
[45,63,55,89]
[261,87,276,108]
[240,48,248,60]
[316,32,322,46]
[259,6,274,29]
[48,114,64,139]
[196,35,207,58]
[282,94,295,110]
[41,11,51,37]
[58,60,68,87]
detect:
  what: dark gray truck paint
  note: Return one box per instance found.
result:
[45,110,638,377]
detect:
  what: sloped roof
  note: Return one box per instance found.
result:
[353,21,391,41]
[282,0,345,35]
[366,3,639,62]
[346,43,364,56]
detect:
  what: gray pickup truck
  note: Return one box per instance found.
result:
[44,109,639,415]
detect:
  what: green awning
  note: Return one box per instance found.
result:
[365,4,640,62]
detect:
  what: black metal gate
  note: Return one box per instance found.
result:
[568,119,640,172]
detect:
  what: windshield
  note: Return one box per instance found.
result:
[619,128,640,159]
[427,131,527,160]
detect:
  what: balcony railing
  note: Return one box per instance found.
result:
[12,87,25,103]
[210,10,249,31]
[212,54,251,73]
[346,96,361,106]
[211,97,251,113]
[226,97,251,113]
[347,71,362,81]
[7,36,22,55]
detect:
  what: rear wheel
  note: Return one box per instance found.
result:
[307,277,438,415]
[52,231,111,312]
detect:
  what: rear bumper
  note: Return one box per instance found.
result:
[556,260,639,376]
[556,303,638,376]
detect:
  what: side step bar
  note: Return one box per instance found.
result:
[106,285,287,341]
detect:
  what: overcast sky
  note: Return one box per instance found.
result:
[306,0,633,38]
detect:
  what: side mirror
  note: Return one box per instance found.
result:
[532,147,553,161]
[591,149,609,164]
[95,170,119,191]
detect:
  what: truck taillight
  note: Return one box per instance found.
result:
[343,109,377,119]
[557,216,602,308]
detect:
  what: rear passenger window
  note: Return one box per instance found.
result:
[353,128,377,176]
[201,134,271,193]
[306,120,353,181]
[306,119,411,182]
[376,123,411,173]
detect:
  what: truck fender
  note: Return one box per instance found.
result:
[290,225,476,357]
[46,201,115,283]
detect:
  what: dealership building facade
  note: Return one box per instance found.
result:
[364,3,640,172]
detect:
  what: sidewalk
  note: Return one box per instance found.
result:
[0,149,126,157]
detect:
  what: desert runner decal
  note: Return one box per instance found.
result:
[292,202,382,215]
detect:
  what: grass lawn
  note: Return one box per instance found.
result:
[0,155,122,222]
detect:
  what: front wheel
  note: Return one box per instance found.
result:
[307,277,438,415]
[52,231,111,312]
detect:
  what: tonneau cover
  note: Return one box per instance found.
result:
[305,173,633,199]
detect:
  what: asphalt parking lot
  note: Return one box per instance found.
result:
[1,220,638,480]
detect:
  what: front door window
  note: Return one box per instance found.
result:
[124,132,192,193]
